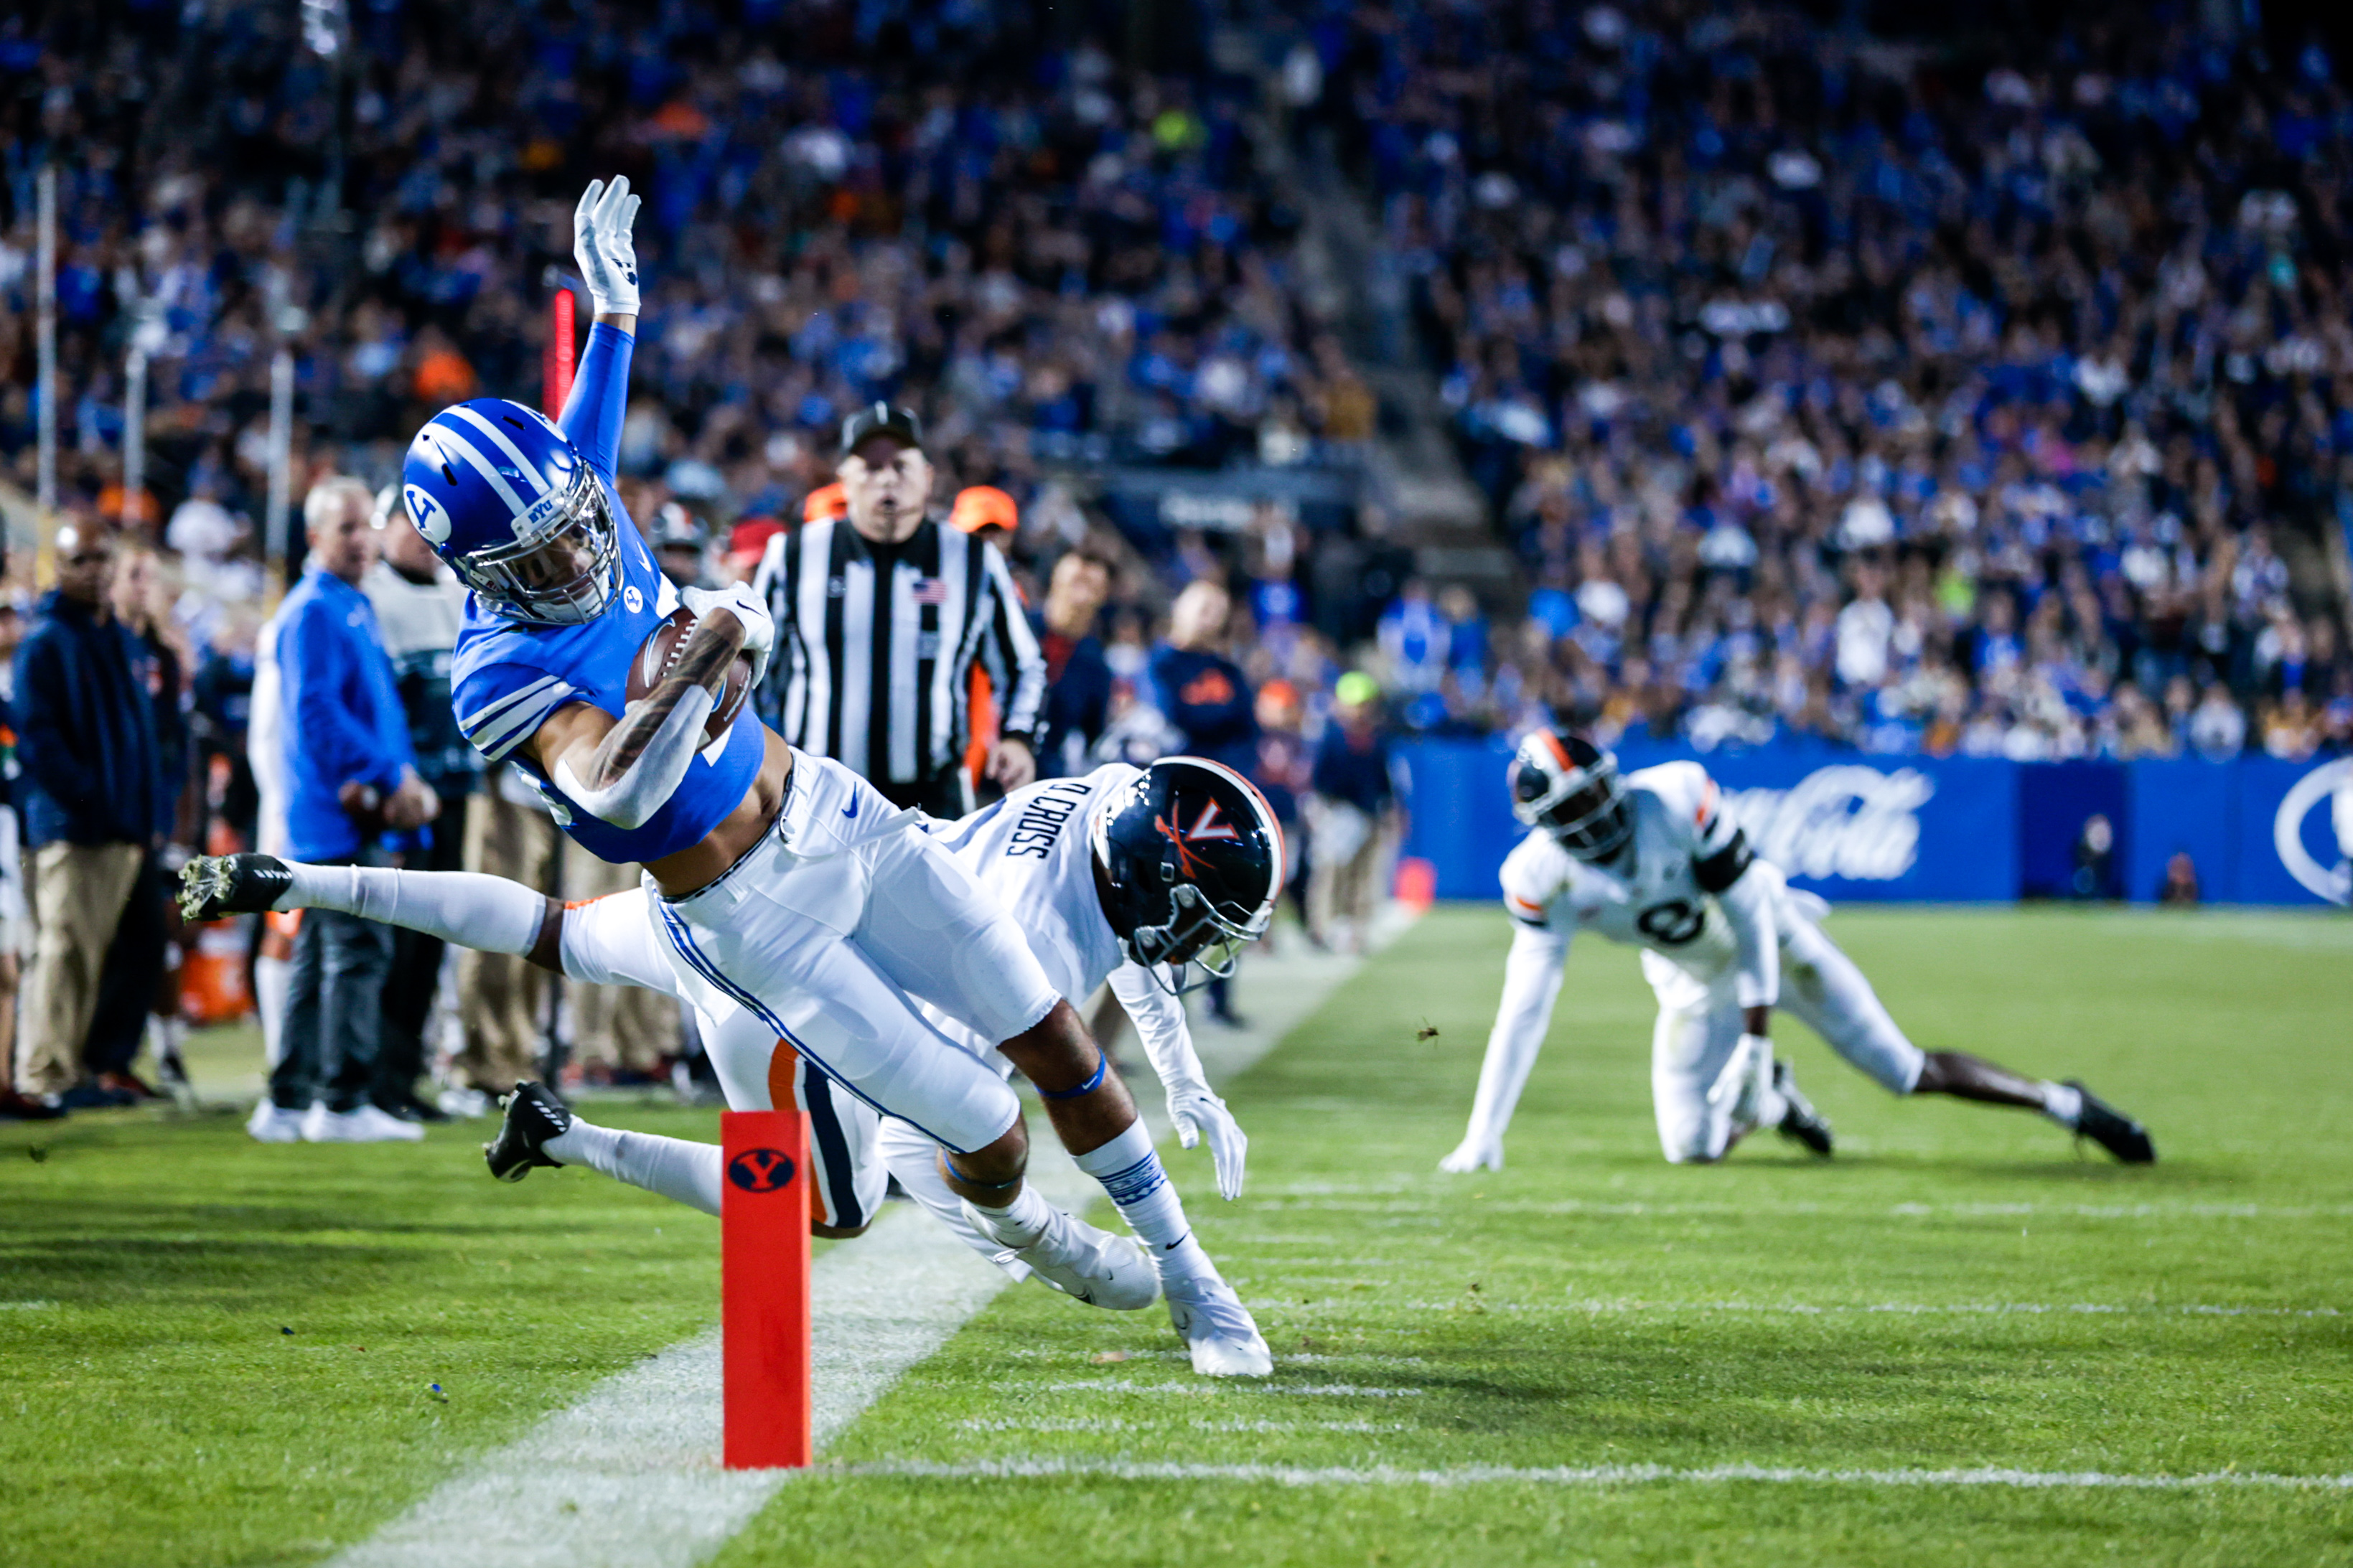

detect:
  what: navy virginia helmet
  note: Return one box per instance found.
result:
[1090,758,1283,993]
[1508,728,1632,861]
[400,399,621,626]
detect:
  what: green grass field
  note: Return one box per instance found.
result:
[4,906,2351,1567]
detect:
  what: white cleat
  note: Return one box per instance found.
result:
[1439,1137,1503,1173]
[301,1102,426,1143]
[1165,1270,1273,1377]
[960,1200,1157,1310]
[245,1100,307,1144]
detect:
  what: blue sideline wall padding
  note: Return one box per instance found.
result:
[1398,741,2021,903]
[1396,741,2349,908]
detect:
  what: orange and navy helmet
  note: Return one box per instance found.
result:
[1089,757,1281,994]
[1508,728,1632,861]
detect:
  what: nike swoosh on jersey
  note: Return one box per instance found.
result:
[843,797,860,818]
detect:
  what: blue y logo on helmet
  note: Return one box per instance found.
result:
[404,484,452,545]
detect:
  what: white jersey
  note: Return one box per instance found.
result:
[1498,761,1777,1008]
[924,764,1209,1099]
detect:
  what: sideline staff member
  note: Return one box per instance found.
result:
[752,404,1044,814]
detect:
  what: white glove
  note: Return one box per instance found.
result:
[573,176,642,316]
[1439,1136,1503,1174]
[1169,1087,1248,1201]
[682,581,774,690]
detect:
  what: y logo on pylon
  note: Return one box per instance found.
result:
[727,1147,797,1193]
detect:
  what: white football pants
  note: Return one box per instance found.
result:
[653,751,1060,1155]
[1647,916,1925,1163]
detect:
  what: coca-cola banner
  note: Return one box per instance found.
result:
[1397,741,2351,906]
[1397,741,2018,903]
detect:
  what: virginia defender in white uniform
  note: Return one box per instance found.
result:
[1441,731,2156,1170]
[179,757,1279,1376]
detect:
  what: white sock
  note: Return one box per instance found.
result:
[1071,1119,1204,1270]
[279,863,543,956]
[965,1182,1056,1247]
[2039,1082,2084,1127]
[544,1119,725,1216]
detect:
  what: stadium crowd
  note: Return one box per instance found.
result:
[1307,0,2353,759]
[0,1,2351,1114]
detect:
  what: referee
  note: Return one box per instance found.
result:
[751,403,1045,814]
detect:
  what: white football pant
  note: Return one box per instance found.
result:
[1647,916,1925,1163]
[653,750,1060,1156]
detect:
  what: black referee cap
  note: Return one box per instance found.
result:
[840,401,924,457]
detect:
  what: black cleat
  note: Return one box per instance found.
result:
[1773,1060,1834,1157]
[485,1082,573,1182]
[177,853,294,923]
[2068,1081,2154,1164]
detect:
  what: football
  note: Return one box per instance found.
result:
[627,605,755,742]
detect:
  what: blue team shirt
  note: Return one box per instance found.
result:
[448,326,764,865]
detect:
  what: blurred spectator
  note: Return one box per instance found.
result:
[1377,581,1451,696]
[85,540,194,1102]
[2071,815,2118,901]
[11,525,162,1114]
[1253,679,1312,934]
[2189,684,2249,761]
[650,503,712,591]
[452,765,561,1109]
[1307,672,1404,954]
[255,479,434,1145]
[1150,581,1258,776]
[362,485,477,1122]
[950,486,1021,555]
[563,836,683,1087]
[1149,578,1256,1025]
[1034,551,1115,777]
[0,602,48,1121]
[2159,852,2203,906]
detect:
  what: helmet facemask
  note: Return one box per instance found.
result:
[1121,874,1272,995]
[451,464,622,626]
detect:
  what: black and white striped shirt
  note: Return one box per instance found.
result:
[751,515,1046,796]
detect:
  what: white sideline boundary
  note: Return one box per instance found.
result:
[831,1457,2353,1493]
[332,909,1416,1568]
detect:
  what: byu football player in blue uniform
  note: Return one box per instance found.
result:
[308,177,1253,1335]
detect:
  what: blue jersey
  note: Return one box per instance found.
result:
[447,327,763,865]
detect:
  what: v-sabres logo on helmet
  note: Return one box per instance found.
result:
[1092,759,1283,995]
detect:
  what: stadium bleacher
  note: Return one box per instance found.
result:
[0,0,2347,764]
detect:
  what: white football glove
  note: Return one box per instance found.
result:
[681,581,773,690]
[1169,1087,1247,1201]
[573,176,642,317]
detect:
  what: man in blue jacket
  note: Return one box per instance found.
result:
[11,524,163,1112]
[252,477,437,1144]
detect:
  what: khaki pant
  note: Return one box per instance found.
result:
[16,841,144,1094]
[454,791,561,1092]
[1306,799,1395,954]
[563,841,677,1075]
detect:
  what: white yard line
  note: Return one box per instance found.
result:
[332,911,1415,1568]
[831,1457,2353,1493]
